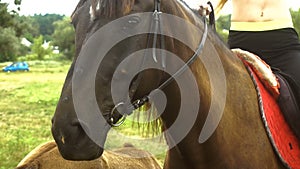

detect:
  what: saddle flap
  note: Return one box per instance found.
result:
[276,73,300,138]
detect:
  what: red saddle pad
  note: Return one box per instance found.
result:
[246,64,300,169]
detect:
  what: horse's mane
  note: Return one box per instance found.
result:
[90,0,135,18]
[90,0,197,18]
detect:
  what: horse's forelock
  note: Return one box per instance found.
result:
[90,0,135,19]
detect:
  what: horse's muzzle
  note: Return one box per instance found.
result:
[51,117,104,161]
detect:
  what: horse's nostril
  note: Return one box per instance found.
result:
[71,119,90,136]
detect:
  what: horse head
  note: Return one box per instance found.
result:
[51,0,187,160]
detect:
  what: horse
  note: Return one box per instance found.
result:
[16,141,162,169]
[51,0,286,168]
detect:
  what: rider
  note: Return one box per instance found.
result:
[199,0,300,138]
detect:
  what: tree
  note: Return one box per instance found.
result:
[0,3,14,28]
[14,15,39,39]
[0,27,21,62]
[30,14,64,41]
[0,0,28,62]
[51,17,75,59]
[216,14,231,42]
[31,35,51,60]
[290,8,300,38]
[0,2,20,61]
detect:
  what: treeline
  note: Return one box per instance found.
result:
[0,1,75,62]
[22,14,64,42]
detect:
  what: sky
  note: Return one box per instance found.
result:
[3,0,80,16]
[2,0,300,16]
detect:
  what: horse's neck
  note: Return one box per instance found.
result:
[164,43,285,168]
[159,7,283,164]
[161,1,283,168]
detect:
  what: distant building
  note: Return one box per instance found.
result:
[42,40,50,49]
[21,38,31,47]
[53,46,60,54]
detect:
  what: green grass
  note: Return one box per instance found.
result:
[0,61,70,169]
[0,61,166,169]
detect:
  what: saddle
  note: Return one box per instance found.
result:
[232,49,300,139]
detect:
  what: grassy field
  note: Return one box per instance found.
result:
[0,61,71,168]
[0,61,166,169]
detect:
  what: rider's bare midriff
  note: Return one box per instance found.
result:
[231,0,292,22]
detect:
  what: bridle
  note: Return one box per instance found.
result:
[108,0,212,127]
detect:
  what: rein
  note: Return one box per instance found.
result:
[108,0,210,127]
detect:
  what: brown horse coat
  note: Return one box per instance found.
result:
[16,141,162,169]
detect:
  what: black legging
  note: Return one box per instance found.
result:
[228,28,300,101]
